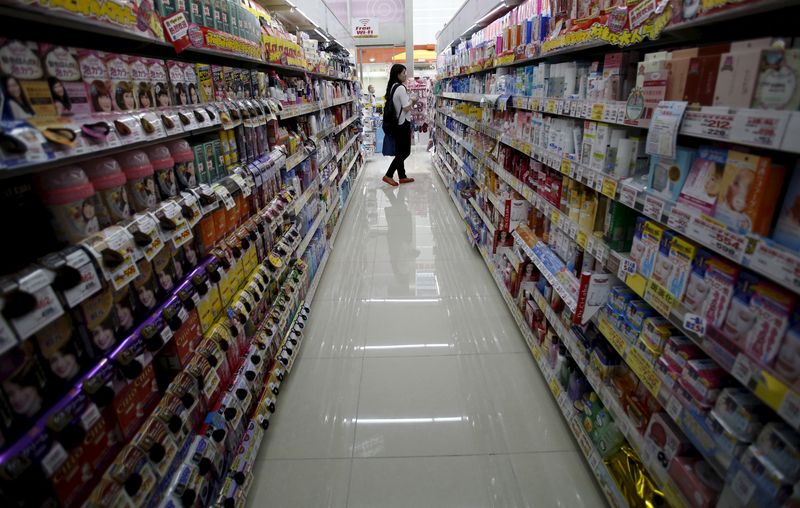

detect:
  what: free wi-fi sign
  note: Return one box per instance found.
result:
[352,17,379,38]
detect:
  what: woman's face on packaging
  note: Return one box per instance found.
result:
[138,285,156,308]
[52,80,65,97]
[4,381,42,417]
[158,92,170,107]
[50,351,79,379]
[93,326,116,350]
[140,94,151,108]
[158,270,173,291]
[99,94,112,112]
[6,78,22,100]
[116,302,133,329]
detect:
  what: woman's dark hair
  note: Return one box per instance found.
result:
[385,64,406,101]
[4,76,34,115]
[48,77,71,112]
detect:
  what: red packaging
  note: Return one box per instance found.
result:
[109,335,160,439]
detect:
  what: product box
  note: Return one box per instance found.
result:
[679,358,726,408]
[0,39,56,120]
[129,56,153,109]
[684,55,722,106]
[713,50,762,107]
[645,412,692,465]
[773,164,800,251]
[639,220,665,278]
[78,49,113,114]
[667,456,723,508]
[715,150,785,236]
[683,249,740,328]
[184,63,200,104]
[647,147,695,202]
[109,335,160,440]
[665,235,697,300]
[677,146,727,216]
[204,141,219,181]
[38,43,91,116]
[105,53,135,112]
[148,58,171,108]
[711,387,763,440]
[665,47,699,101]
[168,60,190,106]
[756,422,800,482]
[752,49,800,110]
[196,63,215,103]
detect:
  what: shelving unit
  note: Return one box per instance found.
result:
[433,0,800,506]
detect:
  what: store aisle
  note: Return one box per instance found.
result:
[248,147,606,508]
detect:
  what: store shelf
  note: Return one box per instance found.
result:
[511,230,579,312]
[286,149,312,171]
[0,122,221,177]
[334,133,360,162]
[278,96,356,120]
[436,0,796,80]
[296,210,325,258]
[294,177,319,215]
[436,106,800,296]
[472,246,631,508]
[468,198,495,235]
[342,150,360,182]
[329,160,364,247]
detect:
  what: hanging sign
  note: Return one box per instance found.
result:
[352,17,379,39]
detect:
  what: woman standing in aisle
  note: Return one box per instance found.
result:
[382,64,416,186]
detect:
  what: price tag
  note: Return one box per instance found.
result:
[667,208,692,234]
[682,313,706,336]
[627,346,662,397]
[585,171,595,189]
[619,183,638,208]
[618,258,637,280]
[666,395,683,422]
[643,194,665,220]
[591,103,605,121]
[132,213,164,261]
[550,210,561,226]
[549,378,562,397]
[778,391,800,429]
[731,109,788,149]
[561,159,571,175]
[62,249,102,308]
[230,174,251,197]
[601,177,618,199]
[576,230,588,248]
[213,184,236,210]
[749,240,800,292]
[80,403,102,431]
[730,470,756,504]
[686,214,747,263]
[732,353,754,387]
[40,443,68,476]
[645,279,676,316]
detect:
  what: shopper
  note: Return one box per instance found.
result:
[382,64,416,187]
[367,84,377,108]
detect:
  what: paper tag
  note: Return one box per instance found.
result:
[618,258,637,280]
[180,192,203,227]
[159,201,193,248]
[213,184,236,210]
[687,214,747,263]
[10,278,63,340]
[591,103,604,120]
[730,470,756,503]
[601,177,618,199]
[778,390,800,429]
[732,353,754,387]
[683,313,706,336]
[133,214,164,261]
[41,443,68,476]
[680,110,734,140]
[230,174,251,197]
[749,241,800,292]
[618,183,637,208]
[731,109,788,149]
[62,255,102,308]
[663,396,683,423]
[643,194,665,220]
[667,208,692,234]
[81,403,102,431]
[644,279,676,317]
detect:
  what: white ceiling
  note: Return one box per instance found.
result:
[414,0,464,45]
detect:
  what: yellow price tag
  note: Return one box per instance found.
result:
[598,318,627,355]
[546,99,556,113]
[531,99,540,111]
[601,177,618,199]
[645,280,676,317]
[576,230,587,248]
[532,345,542,361]
[560,159,571,175]
[627,346,662,397]
[550,210,561,226]
[591,103,605,121]
[549,379,562,397]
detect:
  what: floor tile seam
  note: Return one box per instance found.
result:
[255,448,580,464]
[298,351,530,360]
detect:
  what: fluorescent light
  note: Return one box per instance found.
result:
[314,28,330,41]
[295,7,317,27]
[285,0,295,6]
[359,343,450,350]
[363,298,441,303]
[477,3,507,24]
[356,416,467,424]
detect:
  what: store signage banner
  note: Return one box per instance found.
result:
[352,17,379,38]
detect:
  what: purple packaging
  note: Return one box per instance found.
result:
[39,43,91,116]
[0,423,58,506]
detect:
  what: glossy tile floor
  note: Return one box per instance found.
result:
[249,146,606,507]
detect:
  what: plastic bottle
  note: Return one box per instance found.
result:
[35,165,99,243]
[146,144,178,200]
[84,157,132,227]
[118,150,157,212]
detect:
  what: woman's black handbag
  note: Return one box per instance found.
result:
[382,133,396,156]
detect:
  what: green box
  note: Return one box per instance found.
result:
[193,144,209,184]
[212,139,225,176]
[204,141,219,182]
[227,1,239,37]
